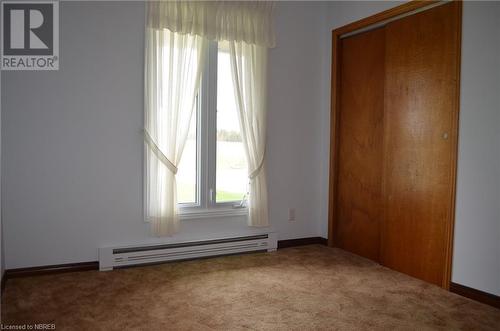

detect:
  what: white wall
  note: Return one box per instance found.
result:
[453,1,500,296]
[321,1,500,296]
[268,2,328,242]
[1,2,328,269]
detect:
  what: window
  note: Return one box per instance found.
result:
[145,2,272,235]
[176,41,249,212]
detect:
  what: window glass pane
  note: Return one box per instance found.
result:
[216,42,249,202]
[177,105,197,204]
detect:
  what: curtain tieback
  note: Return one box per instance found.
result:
[249,150,266,180]
[143,129,178,175]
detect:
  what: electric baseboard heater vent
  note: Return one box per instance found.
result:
[99,233,277,271]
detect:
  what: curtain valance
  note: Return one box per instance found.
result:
[147,1,276,48]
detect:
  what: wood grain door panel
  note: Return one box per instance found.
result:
[334,28,385,262]
[381,2,461,286]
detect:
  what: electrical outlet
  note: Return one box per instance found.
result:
[288,208,296,222]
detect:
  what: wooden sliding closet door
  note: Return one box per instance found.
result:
[329,1,462,288]
[381,2,461,286]
[333,28,385,261]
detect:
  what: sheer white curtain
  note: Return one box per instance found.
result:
[144,26,207,236]
[229,42,269,227]
[145,1,274,235]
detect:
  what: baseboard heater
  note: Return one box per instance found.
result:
[99,233,277,271]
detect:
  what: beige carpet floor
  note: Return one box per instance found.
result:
[2,245,499,330]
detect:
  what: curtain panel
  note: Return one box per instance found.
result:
[144,28,207,236]
[229,41,269,227]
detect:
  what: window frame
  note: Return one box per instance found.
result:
[178,41,248,216]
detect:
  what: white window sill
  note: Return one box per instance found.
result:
[179,207,248,220]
